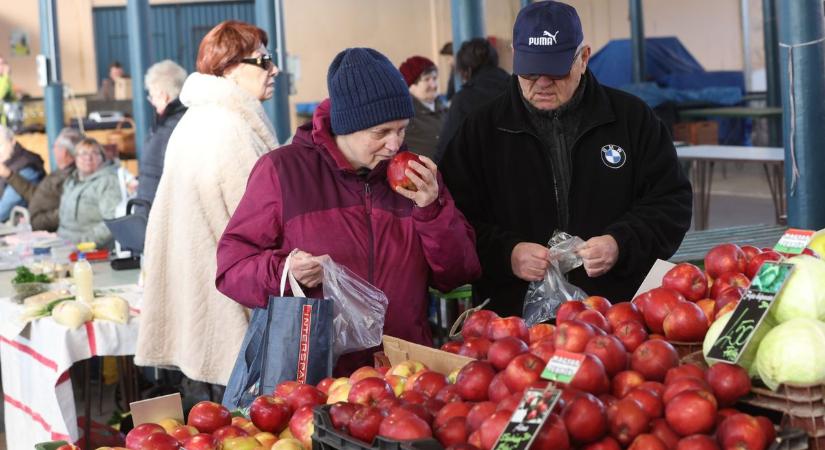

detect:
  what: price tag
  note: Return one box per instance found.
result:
[774,228,815,255]
[706,262,794,363]
[541,349,584,383]
[492,388,561,450]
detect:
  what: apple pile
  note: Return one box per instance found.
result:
[432,306,776,450]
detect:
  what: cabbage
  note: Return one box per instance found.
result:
[703,310,777,377]
[771,255,825,323]
[754,318,825,390]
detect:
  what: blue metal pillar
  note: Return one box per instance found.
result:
[450,0,485,93]
[778,0,825,229]
[126,0,152,161]
[763,0,782,146]
[520,0,531,8]
[256,0,291,144]
[629,0,645,83]
[38,0,63,170]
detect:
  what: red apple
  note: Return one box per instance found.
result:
[348,378,394,406]
[169,424,198,443]
[487,371,512,402]
[662,263,709,302]
[665,364,706,385]
[423,398,444,418]
[705,244,747,279]
[663,377,711,404]
[583,296,612,314]
[440,341,463,354]
[676,435,720,450]
[286,384,326,411]
[350,366,383,384]
[399,390,427,405]
[181,433,219,450]
[289,405,315,449]
[640,288,686,335]
[466,401,497,432]
[534,413,570,449]
[558,300,588,322]
[715,300,739,321]
[715,286,745,311]
[566,353,610,395]
[250,395,292,434]
[631,340,680,382]
[394,403,433,427]
[665,390,717,436]
[585,335,628,377]
[562,392,608,444]
[455,361,496,402]
[663,301,709,342]
[487,336,529,370]
[141,433,180,450]
[695,300,716,326]
[606,303,644,330]
[612,370,646,398]
[487,316,529,342]
[613,320,649,352]
[187,401,231,434]
[710,272,750,299]
[435,384,462,403]
[650,419,680,450]
[638,381,665,398]
[498,392,524,413]
[756,416,776,446]
[529,338,556,363]
[433,401,471,429]
[705,362,751,407]
[125,423,166,449]
[435,416,469,447]
[629,434,669,450]
[503,353,545,392]
[716,414,767,450]
[479,410,513,450]
[746,251,782,279]
[468,430,482,449]
[387,151,422,191]
[347,406,383,444]
[462,310,499,339]
[609,398,651,445]
[528,323,555,344]
[212,425,247,442]
[273,381,301,399]
[741,245,761,262]
[584,436,621,450]
[576,309,613,333]
[458,337,492,359]
[625,388,663,418]
[412,371,448,398]
[329,402,359,430]
[554,320,597,353]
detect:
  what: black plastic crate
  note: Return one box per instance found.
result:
[313,404,443,450]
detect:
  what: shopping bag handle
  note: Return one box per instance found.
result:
[448,298,491,339]
[279,250,307,298]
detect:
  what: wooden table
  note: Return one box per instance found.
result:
[676,145,785,230]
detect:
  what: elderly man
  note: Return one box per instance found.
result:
[440,1,692,316]
[0,127,82,231]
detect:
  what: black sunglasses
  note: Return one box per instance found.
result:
[241,54,274,70]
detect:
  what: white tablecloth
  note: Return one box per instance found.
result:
[0,284,142,449]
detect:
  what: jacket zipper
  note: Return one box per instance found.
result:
[500,127,562,228]
[364,182,375,283]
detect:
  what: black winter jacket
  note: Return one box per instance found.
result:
[137,98,186,207]
[440,70,692,316]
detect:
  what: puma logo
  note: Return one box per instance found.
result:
[529,30,559,46]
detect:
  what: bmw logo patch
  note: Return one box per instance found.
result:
[600,144,626,169]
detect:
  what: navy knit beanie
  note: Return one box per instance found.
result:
[327,48,414,135]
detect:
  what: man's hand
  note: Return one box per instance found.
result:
[577,234,619,278]
[290,250,329,289]
[511,242,551,282]
[0,164,11,179]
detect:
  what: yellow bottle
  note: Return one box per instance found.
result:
[74,253,94,303]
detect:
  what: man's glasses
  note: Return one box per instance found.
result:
[241,54,274,70]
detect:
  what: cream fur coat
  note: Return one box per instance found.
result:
[135,73,278,384]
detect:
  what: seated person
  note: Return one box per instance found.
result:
[99,61,127,100]
[57,138,122,247]
[0,127,82,231]
[0,125,45,222]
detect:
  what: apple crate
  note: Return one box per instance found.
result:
[312,405,442,450]
[744,384,825,416]
[783,414,825,450]
[677,349,708,368]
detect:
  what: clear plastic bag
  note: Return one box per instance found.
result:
[320,258,389,359]
[523,231,588,326]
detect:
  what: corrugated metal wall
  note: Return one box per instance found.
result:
[92,1,254,83]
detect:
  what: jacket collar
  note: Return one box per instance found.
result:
[495,69,616,139]
[158,98,186,125]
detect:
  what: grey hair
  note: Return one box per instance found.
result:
[54,128,84,156]
[144,60,187,99]
[0,125,14,143]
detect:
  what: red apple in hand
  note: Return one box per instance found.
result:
[462,310,499,339]
[187,401,231,434]
[705,244,746,279]
[387,152,422,191]
[662,263,708,302]
[250,395,292,433]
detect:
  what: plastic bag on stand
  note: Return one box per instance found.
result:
[320,258,388,360]
[523,232,588,326]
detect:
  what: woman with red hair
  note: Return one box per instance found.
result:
[136,20,280,386]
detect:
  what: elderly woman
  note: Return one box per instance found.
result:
[0,127,82,231]
[57,138,121,246]
[138,60,188,206]
[136,20,279,386]
[217,47,481,375]
[398,56,448,159]
[0,125,45,222]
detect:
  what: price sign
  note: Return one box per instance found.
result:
[774,228,815,255]
[492,388,561,450]
[706,262,794,363]
[541,349,584,383]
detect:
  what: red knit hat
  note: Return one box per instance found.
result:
[399,56,437,86]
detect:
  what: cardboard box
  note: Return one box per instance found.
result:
[382,336,474,376]
[633,259,676,298]
[114,77,133,100]
[673,121,719,145]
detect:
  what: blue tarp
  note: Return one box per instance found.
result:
[589,37,704,89]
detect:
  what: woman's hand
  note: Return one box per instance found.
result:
[394,155,439,208]
[290,250,328,289]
